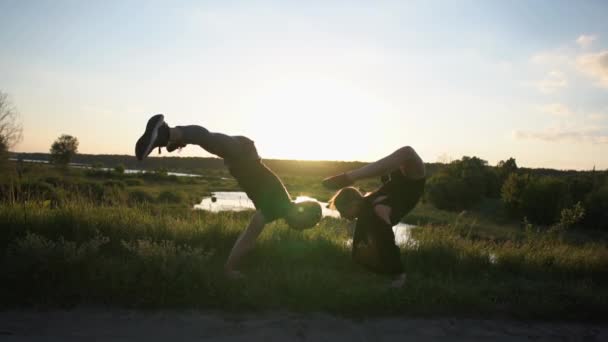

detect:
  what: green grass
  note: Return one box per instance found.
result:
[1,162,607,320]
[1,201,606,320]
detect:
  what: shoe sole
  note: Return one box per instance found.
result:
[136,114,165,160]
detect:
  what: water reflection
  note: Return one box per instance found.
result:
[195,191,414,245]
[11,159,201,177]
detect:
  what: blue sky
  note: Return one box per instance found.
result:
[1,0,607,169]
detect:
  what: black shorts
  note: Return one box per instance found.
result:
[352,200,404,275]
[226,139,292,222]
[373,172,425,225]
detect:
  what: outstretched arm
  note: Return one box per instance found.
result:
[225,210,266,278]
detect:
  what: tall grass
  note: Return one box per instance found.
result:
[0,200,606,320]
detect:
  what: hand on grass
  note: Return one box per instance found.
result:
[225,269,246,280]
[389,273,407,289]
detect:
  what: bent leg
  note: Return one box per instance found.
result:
[348,146,422,181]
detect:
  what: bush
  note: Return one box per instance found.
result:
[484,169,501,198]
[583,184,608,230]
[426,173,473,210]
[553,202,585,231]
[426,156,496,211]
[506,176,570,225]
[128,189,155,205]
[501,173,530,217]
[101,186,127,205]
[523,177,570,225]
[157,190,184,204]
[566,176,595,203]
[103,180,126,189]
[43,176,64,187]
[114,164,125,174]
[72,181,104,202]
[19,181,55,200]
[125,178,144,186]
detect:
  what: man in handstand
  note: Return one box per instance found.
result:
[135,114,322,279]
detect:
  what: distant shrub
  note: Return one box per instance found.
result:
[114,164,125,174]
[553,202,585,231]
[43,176,63,187]
[583,184,608,230]
[20,181,55,200]
[567,176,595,204]
[426,173,473,210]
[157,190,184,204]
[103,180,126,189]
[73,181,104,201]
[484,169,501,198]
[124,178,144,186]
[128,189,155,205]
[84,169,110,178]
[503,175,571,225]
[523,177,571,225]
[426,156,498,211]
[101,186,127,205]
[141,172,167,182]
[501,173,530,217]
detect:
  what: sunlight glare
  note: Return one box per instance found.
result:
[240,77,393,161]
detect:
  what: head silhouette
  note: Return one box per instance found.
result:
[285,200,322,230]
[328,186,364,220]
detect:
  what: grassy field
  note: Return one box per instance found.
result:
[0,163,607,320]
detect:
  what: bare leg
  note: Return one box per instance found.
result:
[224,211,266,278]
[169,125,256,160]
[347,146,424,181]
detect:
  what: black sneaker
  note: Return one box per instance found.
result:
[135,114,170,160]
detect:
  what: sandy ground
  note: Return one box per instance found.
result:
[0,309,606,341]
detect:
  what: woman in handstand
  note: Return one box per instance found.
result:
[323,146,425,287]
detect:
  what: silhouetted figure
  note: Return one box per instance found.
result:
[323,146,426,288]
[136,114,322,279]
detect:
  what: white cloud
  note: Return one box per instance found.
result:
[530,51,570,66]
[515,105,608,144]
[535,70,567,93]
[588,112,608,122]
[539,103,573,117]
[576,50,608,88]
[576,34,597,48]
[514,127,608,144]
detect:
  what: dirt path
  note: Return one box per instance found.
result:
[0,309,605,341]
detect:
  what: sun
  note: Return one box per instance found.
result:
[238,76,392,161]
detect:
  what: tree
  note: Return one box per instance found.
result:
[497,157,518,184]
[0,135,8,174]
[425,156,493,210]
[0,91,23,150]
[50,134,79,166]
[520,176,570,225]
[114,164,125,174]
[501,173,529,217]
